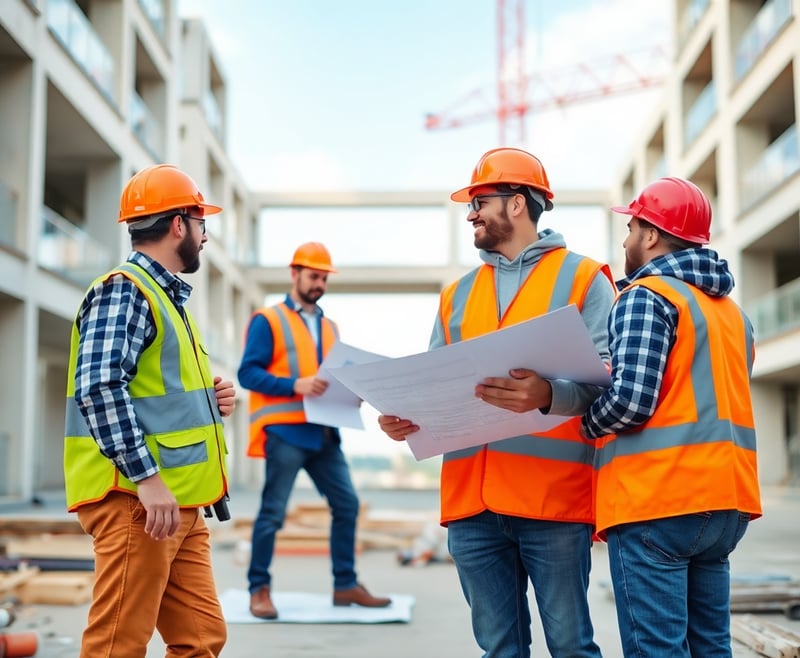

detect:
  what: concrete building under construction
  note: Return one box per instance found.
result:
[0,0,798,507]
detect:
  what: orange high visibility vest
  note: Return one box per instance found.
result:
[439,248,613,525]
[593,276,762,537]
[246,303,339,457]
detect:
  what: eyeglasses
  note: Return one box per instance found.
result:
[467,193,514,213]
[182,214,206,235]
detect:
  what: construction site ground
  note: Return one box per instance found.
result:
[2,485,800,658]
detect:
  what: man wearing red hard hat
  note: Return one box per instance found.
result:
[582,177,762,656]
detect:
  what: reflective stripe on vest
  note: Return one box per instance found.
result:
[246,303,339,457]
[64,262,227,510]
[439,249,612,525]
[593,276,761,536]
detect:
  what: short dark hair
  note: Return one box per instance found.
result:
[494,183,544,225]
[129,212,180,246]
[638,219,700,252]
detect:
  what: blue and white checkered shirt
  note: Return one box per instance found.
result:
[73,251,192,482]
[581,248,735,438]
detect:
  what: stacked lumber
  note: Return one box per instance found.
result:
[222,502,436,559]
[0,518,95,605]
[731,579,800,620]
[731,614,800,658]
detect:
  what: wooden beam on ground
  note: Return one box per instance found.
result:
[731,614,800,658]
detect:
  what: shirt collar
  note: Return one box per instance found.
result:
[129,251,192,307]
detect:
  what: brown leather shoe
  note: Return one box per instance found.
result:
[249,585,278,619]
[333,583,391,608]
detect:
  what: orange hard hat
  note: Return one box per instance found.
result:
[118,164,222,223]
[450,147,554,210]
[611,177,711,245]
[290,242,338,273]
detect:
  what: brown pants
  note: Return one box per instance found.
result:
[77,491,227,658]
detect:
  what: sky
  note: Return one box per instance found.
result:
[177,0,672,456]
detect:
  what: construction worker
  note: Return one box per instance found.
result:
[581,177,762,657]
[379,147,613,657]
[64,164,235,657]
[239,242,391,619]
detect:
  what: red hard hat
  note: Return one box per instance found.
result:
[290,242,337,273]
[450,147,554,210]
[611,177,711,245]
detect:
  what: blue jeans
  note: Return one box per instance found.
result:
[447,510,601,658]
[607,510,751,657]
[247,431,360,592]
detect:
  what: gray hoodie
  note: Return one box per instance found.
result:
[429,228,615,417]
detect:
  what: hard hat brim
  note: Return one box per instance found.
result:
[451,183,554,210]
[610,205,636,216]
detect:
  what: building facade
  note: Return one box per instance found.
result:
[610,0,800,484]
[0,0,263,502]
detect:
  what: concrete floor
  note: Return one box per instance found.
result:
[3,485,800,657]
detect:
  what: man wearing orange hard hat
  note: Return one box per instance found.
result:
[239,242,391,620]
[379,147,614,657]
[582,177,762,656]
[64,164,235,657]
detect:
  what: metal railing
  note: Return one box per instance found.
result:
[684,79,716,147]
[47,0,115,102]
[130,89,162,159]
[38,206,113,286]
[678,0,711,47]
[137,0,165,38]
[735,0,793,81]
[740,123,799,210]
[0,179,20,251]
[748,277,800,341]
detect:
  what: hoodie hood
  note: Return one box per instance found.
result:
[478,228,567,318]
[621,248,735,297]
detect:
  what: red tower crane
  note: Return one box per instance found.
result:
[425,0,668,146]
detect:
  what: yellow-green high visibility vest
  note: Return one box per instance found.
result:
[64,262,228,510]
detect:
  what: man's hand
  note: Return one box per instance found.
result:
[137,474,180,540]
[475,368,552,413]
[214,376,236,417]
[294,376,329,397]
[378,414,419,442]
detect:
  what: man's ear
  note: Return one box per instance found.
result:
[171,214,184,236]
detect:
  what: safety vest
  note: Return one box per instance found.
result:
[246,303,339,457]
[593,276,762,537]
[64,262,228,511]
[439,248,613,525]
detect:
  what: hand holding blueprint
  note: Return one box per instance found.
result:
[326,305,610,460]
[303,341,388,430]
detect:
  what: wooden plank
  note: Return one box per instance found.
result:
[16,571,94,605]
[0,564,39,595]
[731,614,800,658]
[3,535,94,561]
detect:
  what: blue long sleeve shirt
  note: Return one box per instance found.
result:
[238,295,339,450]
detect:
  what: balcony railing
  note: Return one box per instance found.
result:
[47,0,115,102]
[38,206,113,286]
[130,90,162,159]
[741,123,799,210]
[203,91,223,140]
[749,277,800,341]
[684,79,716,147]
[137,0,165,38]
[735,0,793,81]
[0,179,21,251]
[678,0,711,47]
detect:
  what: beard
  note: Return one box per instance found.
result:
[474,208,514,251]
[297,287,324,305]
[178,231,201,273]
